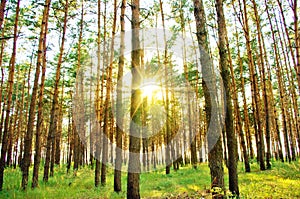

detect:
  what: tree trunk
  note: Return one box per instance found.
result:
[292,0,300,96]
[0,14,7,143]
[67,111,73,173]
[95,0,101,188]
[158,0,172,174]
[229,26,250,173]
[0,0,6,30]
[193,0,224,191]
[127,0,141,198]
[44,0,67,181]
[114,0,126,192]
[179,1,197,169]
[215,0,239,195]
[101,0,117,186]
[32,3,50,186]
[22,0,50,189]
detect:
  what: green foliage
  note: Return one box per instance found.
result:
[1,161,300,198]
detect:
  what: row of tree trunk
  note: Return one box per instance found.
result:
[0,0,299,198]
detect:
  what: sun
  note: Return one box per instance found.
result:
[140,79,162,100]
[141,84,159,98]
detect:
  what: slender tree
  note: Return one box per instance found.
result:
[44,0,68,181]
[193,0,224,191]
[95,0,101,187]
[215,0,239,195]
[101,0,117,186]
[229,25,250,173]
[127,0,141,198]
[22,0,51,190]
[114,0,126,192]
[32,0,51,187]
[0,0,6,31]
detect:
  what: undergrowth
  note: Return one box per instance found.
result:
[0,160,299,198]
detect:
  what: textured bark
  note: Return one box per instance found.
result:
[268,11,291,162]
[94,0,101,188]
[249,0,266,170]
[21,0,50,190]
[233,26,254,160]
[13,70,25,169]
[0,2,18,177]
[55,100,63,165]
[0,16,7,143]
[0,0,6,30]
[127,0,141,198]
[193,0,224,191]
[44,0,68,180]
[179,2,197,169]
[114,0,126,190]
[237,0,265,169]
[158,0,172,174]
[252,0,270,169]
[229,26,250,173]
[101,0,116,186]
[271,1,300,156]
[216,0,239,195]
[73,0,84,173]
[7,95,17,167]
[32,3,49,186]
[275,8,300,155]
[294,0,300,96]
[66,112,73,173]
[276,0,299,93]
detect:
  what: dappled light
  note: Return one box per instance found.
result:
[0,0,299,198]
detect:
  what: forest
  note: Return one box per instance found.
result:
[0,0,299,198]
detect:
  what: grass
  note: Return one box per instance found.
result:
[0,160,299,198]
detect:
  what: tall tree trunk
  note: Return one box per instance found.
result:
[238,0,265,170]
[21,0,50,190]
[229,26,250,173]
[101,0,117,186]
[193,0,224,191]
[127,0,141,198]
[233,24,254,160]
[94,0,101,188]
[251,0,270,169]
[158,0,171,174]
[179,1,197,169]
[294,0,300,95]
[114,0,126,192]
[7,92,18,167]
[268,10,291,162]
[55,91,64,165]
[73,0,84,174]
[44,0,68,181]
[215,0,239,195]
[13,69,26,169]
[0,0,6,30]
[32,4,50,187]
[276,0,299,93]
[0,13,8,143]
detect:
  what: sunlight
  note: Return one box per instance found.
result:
[140,80,163,100]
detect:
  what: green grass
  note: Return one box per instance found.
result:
[0,160,300,198]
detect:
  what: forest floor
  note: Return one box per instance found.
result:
[0,160,299,198]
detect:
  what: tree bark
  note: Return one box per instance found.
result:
[114,0,126,192]
[44,0,67,181]
[95,0,101,188]
[21,0,50,190]
[0,0,6,31]
[193,0,224,191]
[127,0,141,198]
[32,2,50,187]
[215,0,239,195]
